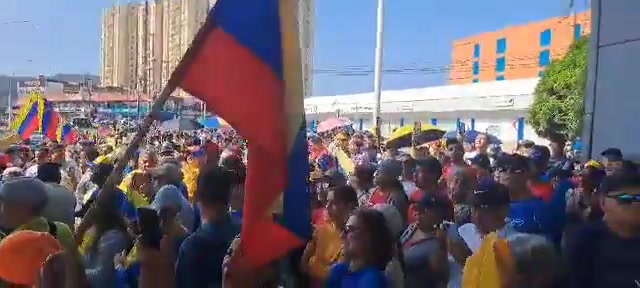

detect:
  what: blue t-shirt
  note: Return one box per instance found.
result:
[91,188,138,222]
[191,204,201,233]
[548,178,573,245]
[175,215,241,288]
[509,198,551,236]
[326,263,389,288]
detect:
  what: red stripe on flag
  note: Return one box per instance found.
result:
[44,111,61,141]
[22,119,39,140]
[180,28,295,267]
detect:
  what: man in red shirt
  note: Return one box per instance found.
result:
[408,157,447,223]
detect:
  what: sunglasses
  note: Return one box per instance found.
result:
[495,167,526,174]
[606,193,640,205]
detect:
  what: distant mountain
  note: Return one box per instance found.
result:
[0,74,100,109]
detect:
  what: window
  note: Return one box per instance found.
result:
[473,43,481,58]
[575,24,582,40]
[472,78,479,83]
[496,75,505,81]
[540,29,552,47]
[473,61,480,75]
[496,57,506,73]
[538,71,545,78]
[539,50,551,67]
[496,38,507,54]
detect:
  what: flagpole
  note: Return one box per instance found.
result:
[372,0,385,142]
[7,73,15,126]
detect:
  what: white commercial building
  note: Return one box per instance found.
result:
[305,78,546,147]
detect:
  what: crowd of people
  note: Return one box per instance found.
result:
[0,123,637,288]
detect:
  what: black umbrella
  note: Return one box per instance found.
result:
[160,118,204,131]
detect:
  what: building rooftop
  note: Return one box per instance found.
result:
[306,78,539,105]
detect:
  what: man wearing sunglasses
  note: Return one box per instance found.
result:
[494,154,552,238]
[565,173,640,288]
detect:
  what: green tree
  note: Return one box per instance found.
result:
[528,36,589,141]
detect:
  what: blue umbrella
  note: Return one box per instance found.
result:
[160,118,204,131]
[443,130,502,144]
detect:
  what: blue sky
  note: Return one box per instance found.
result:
[0,0,589,96]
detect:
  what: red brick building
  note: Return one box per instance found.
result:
[450,11,591,84]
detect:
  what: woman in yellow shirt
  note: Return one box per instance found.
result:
[301,185,358,287]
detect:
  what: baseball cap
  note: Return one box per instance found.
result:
[469,179,511,208]
[0,231,63,285]
[378,159,403,179]
[325,170,347,188]
[0,177,48,209]
[149,184,186,212]
[600,147,623,159]
[415,157,443,174]
[417,194,451,211]
[528,145,550,163]
[599,173,640,195]
[150,163,182,181]
[495,154,531,173]
[469,153,491,170]
[353,164,376,178]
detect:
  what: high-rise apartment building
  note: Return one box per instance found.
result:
[101,0,315,98]
[450,11,591,84]
[100,3,140,88]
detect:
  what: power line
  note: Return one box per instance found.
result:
[312,45,575,77]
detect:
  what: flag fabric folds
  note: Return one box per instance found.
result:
[179,0,310,268]
[57,123,78,145]
[13,96,40,139]
[40,100,62,141]
[11,92,79,144]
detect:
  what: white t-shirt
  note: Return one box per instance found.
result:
[24,164,39,177]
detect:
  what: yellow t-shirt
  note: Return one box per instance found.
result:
[119,170,150,208]
[10,217,74,252]
[461,232,514,288]
[182,163,200,203]
[307,223,344,280]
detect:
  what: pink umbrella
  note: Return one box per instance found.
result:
[317,117,353,133]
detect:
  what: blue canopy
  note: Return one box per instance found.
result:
[199,117,224,128]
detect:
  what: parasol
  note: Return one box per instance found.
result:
[385,123,445,149]
[317,117,352,133]
[160,118,204,131]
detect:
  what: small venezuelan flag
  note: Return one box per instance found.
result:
[178,0,310,268]
[40,99,62,142]
[57,123,78,145]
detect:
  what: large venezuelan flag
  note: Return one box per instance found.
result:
[179,0,310,267]
[13,96,41,139]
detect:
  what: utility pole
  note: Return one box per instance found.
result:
[137,0,150,123]
[372,0,385,142]
[571,0,577,42]
[7,73,14,126]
